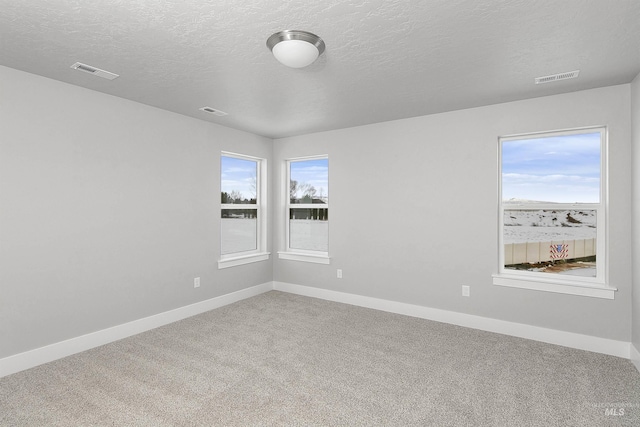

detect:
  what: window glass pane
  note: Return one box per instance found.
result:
[221,209,257,254]
[503,209,596,277]
[502,132,600,203]
[289,208,328,251]
[221,156,257,205]
[290,158,328,204]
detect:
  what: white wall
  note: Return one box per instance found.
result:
[0,66,273,359]
[631,74,640,357]
[274,85,633,341]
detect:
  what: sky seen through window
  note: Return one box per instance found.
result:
[502,132,600,203]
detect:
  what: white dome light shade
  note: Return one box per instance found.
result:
[267,30,325,68]
[272,40,319,68]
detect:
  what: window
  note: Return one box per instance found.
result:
[278,156,329,264]
[492,127,615,299]
[218,152,268,269]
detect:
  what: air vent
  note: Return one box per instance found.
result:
[535,70,580,84]
[199,107,228,116]
[70,62,119,80]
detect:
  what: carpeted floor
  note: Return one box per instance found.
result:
[1,291,639,426]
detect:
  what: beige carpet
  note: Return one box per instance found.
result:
[1,291,639,426]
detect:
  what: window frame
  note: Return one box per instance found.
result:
[492,126,616,299]
[218,151,269,269]
[278,155,330,264]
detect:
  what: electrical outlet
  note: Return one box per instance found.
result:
[337,269,343,279]
[194,277,201,288]
[462,285,470,297]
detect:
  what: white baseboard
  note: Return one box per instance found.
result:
[3,280,633,379]
[0,282,273,378]
[632,343,640,374]
[273,281,631,359]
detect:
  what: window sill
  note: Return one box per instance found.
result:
[218,252,270,269]
[278,251,330,265]
[492,273,616,299]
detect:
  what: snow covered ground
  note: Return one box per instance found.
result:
[503,209,596,244]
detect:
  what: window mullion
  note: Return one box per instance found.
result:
[222,204,258,209]
[289,204,328,209]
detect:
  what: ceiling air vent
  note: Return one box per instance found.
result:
[71,62,119,80]
[199,107,228,116]
[535,70,580,84]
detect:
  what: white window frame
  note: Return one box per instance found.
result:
[218,152,269,269]
[492,126,616,299]
[278,155,330,264]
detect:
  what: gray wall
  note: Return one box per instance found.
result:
[632,74,640,352]
[0,66,273,359]
[274,84,633,342]
[1,64,636,361]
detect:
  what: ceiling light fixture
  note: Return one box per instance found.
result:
[266,30,325,68]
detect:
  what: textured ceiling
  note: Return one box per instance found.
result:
[1,0,639,138]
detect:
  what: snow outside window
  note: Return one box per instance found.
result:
[279,156,330,264]
[218,152,269,269]
[492,127,616,299]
